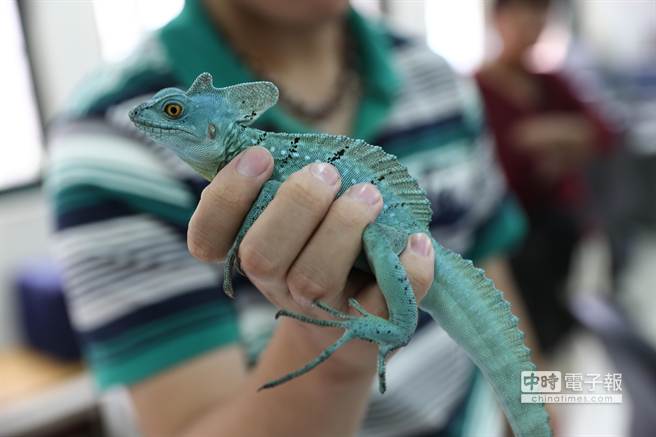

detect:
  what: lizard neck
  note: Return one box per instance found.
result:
[222,123,263,166]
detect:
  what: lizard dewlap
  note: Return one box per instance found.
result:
[130,72,551,437]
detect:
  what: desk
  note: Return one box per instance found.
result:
[0,348,98,437]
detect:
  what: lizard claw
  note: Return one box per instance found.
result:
[222,244,241,298]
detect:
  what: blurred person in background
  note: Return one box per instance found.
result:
[476,0,615,353]
[47,0,543,435]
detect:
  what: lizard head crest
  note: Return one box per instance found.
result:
[129,72,278,180]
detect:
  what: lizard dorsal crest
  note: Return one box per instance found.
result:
[187,72,279,125]
[187,72,214,95]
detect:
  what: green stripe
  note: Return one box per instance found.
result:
[61,190,194,226]
[467,198,527,262]
[51,184,193,226]
[92,315,239,389]
[48,162,192,207]
[87,303,234,362]
[46,156,197,225]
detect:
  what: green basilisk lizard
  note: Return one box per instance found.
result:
[129,72,551,437]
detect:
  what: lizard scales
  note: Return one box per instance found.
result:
[130,72,551,437]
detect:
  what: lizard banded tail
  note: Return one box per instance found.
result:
[420,239,551,437]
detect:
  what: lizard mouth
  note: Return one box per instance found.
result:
[132,119,197,138]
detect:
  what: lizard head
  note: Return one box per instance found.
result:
[129,72,278,180]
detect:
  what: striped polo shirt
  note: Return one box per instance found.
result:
[46,1,525,435]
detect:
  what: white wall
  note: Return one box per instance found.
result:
[0,1,104,349]
[22,0,103,122]
[576,0,656,69]
[385,0,426,37]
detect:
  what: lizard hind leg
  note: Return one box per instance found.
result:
[258,331,354,391]
[260,224,419,394]
[261,298,404,393]
[377,346,396,393]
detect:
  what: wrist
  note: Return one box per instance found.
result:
[227,318,374,437]
[273,318,377,386]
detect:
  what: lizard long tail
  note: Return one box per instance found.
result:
[419,239,551,437]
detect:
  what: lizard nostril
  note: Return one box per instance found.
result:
[129,105,144,122]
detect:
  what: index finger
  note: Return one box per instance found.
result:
[188,146,273,261]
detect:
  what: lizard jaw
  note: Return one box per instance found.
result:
[132,119,197,138]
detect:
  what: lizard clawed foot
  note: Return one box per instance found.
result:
[260,298,410,393]
[222,244,239,298]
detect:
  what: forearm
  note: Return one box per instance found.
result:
[515,113,598,165]
[181,319,376,437]
[552,113,596,154]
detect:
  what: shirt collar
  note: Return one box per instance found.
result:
[159,0,400,140]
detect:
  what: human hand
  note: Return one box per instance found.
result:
[187,146,435,380]
[512,114,594,182]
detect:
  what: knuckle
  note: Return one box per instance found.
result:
[331,202,367,229]
[200,184,244,210]
[283,175,331,212]
[256,285,284,308]
[238,242,280,280]
[287,269,330,302]
[410,268,433,298]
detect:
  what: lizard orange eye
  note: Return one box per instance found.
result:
[164,103,183,118]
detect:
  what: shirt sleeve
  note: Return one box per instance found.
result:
[46,120,240,389]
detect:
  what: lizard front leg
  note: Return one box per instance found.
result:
[223,179,281,298]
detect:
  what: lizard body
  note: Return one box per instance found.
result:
[130,73,551,437]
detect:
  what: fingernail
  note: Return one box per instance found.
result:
[347,183,381,205]
[409,233,433,257]
[236,147,270,177]
[309,163,340,185]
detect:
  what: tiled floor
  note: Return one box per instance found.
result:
[618,230,656,348]
[546,230,656,437]
[549,330,630,437]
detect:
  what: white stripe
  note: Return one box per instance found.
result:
[54,215,178,253]
[360,323,474,437]
[70,263,220,330]
[71,254,205,304]
[66,249,195,298]
[385,89,461,134]
[55,218,199,298]
[47,133,193,207]
[50,131,180,179]
[381,42,478,135]
[64,240,190,284]
[52,215,222,330]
